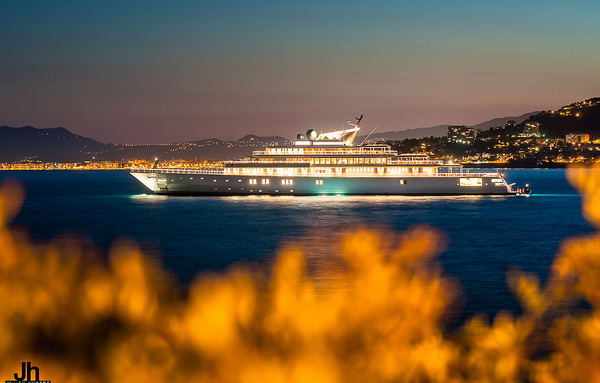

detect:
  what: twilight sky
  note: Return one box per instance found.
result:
[2,0,599,144]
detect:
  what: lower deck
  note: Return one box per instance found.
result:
[131,170,513,196]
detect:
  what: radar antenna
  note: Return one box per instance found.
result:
[356,114,363,124]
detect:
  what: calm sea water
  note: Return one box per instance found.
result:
[0,169,593,320]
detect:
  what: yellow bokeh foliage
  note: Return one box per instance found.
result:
[0,166,600,382]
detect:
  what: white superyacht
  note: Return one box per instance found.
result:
[131,116,518,196]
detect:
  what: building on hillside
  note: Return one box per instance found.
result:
[523,121,540,137]
[447,126,480,144]
[566,133,590,144]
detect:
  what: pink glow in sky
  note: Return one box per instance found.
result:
[2,0,599,143]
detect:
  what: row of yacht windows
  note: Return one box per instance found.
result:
[310,157,387,165]
[256,157,388,164]
[265,147,392,155]
[227,167,435,176]
[250,178,294,185]
[249,178,326,186]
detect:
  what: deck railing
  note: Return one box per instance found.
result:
[224,160,310,164]
[132,168,501,178]
[224,159,444,165]
[386,160,444,165]
[253,148,395,156]
[132,168,225,175]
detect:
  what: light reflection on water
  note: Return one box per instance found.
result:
[0,169,593,320]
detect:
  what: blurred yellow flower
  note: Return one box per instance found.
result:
[0,165,599,382]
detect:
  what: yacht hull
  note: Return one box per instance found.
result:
[131,170,514,196]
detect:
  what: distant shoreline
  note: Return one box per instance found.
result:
[462,162,568,169]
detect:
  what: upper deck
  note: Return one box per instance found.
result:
[253,144,395,156]
[229,116,447,168]
[224,116,446,170]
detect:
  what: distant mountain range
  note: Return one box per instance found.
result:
[2,99,599,162]
[0,126,289,162]
[356,112,538,142]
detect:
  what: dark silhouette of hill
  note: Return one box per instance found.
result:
[0,126,289,162]
[0,125,114,162]
[100,135,290,162]
[469,112,539,131]
[527,98,600,138]
[357,112,537,142]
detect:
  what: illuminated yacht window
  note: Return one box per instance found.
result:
[249,179,258,185]
[400,180,407,185]
[282,179,293,185]
[459,178,483,187]
[316,180,324,185]
[261,179,270,185]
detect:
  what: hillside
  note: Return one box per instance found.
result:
[527,98,600,138]
[469,112,540,131]
[362,99,600,143]
[357,112,537,142]
[0,126,289,162]
[0,126,114,162]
